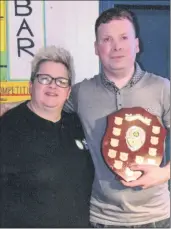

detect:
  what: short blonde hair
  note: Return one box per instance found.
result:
[30,45,75,84]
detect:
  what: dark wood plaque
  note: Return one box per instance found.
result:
[102,107,167,182]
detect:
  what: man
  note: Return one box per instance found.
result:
[64,8,170,228]
[1,8,170,228]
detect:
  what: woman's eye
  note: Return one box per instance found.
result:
[42,77,49,81]
[60,80,67,85]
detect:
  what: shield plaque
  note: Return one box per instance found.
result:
[102,107,167,182]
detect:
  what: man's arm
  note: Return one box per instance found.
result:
[63,93,75,113]
[120,162,170,189]
[121,78,170,189]
[162,78,170,130]
[0,101,24,116]
[63,83,80,113]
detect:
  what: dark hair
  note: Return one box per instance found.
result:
[95,7,139,39]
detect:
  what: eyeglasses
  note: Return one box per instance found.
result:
[36,74,71,88]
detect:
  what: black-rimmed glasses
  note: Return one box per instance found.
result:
[36,74,71,88]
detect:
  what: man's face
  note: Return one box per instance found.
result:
[30,61,71,110]
[95,18,139,75]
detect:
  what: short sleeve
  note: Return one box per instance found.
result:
[162,78,170,130]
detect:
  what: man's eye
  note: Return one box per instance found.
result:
[104,37,110,42]
[122,36,128,40]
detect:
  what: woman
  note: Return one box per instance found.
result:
[0,46,94,227]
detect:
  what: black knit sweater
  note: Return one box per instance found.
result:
[0,102,94,228]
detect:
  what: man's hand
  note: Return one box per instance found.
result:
[121,163,170,189]
[0,102,22,116]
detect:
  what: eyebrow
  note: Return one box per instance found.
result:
[120,33,129,36]
[102,32,129,37]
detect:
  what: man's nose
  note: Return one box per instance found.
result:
[112,40,122,51]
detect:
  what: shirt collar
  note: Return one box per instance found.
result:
[101,62,145,92]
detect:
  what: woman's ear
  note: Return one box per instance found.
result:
[29,81,32,95]
[67,87,71,100]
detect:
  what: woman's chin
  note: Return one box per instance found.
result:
[43,102,60,109]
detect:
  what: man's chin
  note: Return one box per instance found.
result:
[111,65,126,71]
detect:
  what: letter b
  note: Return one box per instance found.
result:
[14,0,32,16]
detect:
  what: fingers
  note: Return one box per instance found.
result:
[130,164,150,172]
[130,164,158,172]
[0,102,21,116]
[120,178,149,189]
[120,179,142,187]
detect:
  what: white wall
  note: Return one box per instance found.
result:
[45,1,99,83]
[8,1,45,80]
[2,1,100,103]
[7,1,99,84]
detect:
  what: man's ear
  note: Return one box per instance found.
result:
[94,40,99,56]
[135,38,140,54]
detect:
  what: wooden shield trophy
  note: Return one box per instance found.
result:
[102,107,167,182]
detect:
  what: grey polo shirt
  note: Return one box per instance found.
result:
[64,63,170,226]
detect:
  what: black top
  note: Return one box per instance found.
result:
[0,102,94,228]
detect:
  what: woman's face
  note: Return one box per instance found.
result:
[29,61,71,110]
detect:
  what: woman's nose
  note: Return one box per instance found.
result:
[49,79,57,88]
